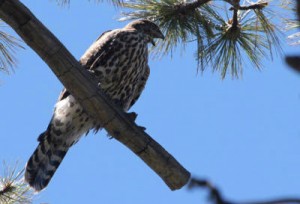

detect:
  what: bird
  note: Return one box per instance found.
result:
[24,19,164,191]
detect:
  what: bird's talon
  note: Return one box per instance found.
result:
[138,126,146,131]
[127,112,138,121]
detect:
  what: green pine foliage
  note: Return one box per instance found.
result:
[281,0,300,45]
[120,0,286,78]
[0,0,296,78]
[0,21,23,75]
[0,162,33,204]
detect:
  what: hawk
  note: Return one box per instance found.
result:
[25,19,164,191]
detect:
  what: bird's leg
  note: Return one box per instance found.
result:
[138,126,146,131]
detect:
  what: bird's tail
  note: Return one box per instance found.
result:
[25,132,68,191]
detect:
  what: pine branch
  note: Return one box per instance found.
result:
[0,0,190,191]
[0,162,33,204]
[120,0,215,58]
[0,20,23,74]
[120,0,283,78]
[229,2,268,11]
[231,6,239,30]
[279,0,300,45]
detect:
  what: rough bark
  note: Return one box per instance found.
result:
[0,0,190,190]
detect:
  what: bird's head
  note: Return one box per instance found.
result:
[125,19,165,46]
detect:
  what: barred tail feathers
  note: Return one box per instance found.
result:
[25,133,68,191]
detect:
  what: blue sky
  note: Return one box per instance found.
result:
[1,1,300,203]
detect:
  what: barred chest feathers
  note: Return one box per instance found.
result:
[83,31,149,111]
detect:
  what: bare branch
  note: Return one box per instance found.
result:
[297,0,300,21]
[229,0,240,30]
[0,0,190,190]
[229,2,268,11]
[189,178,300,204]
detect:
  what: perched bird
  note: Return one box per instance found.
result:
[25,19,164,191]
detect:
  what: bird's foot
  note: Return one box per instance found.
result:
[127,112,138,121]
[138,125,146,131]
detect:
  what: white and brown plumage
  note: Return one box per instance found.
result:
[25,19,164,191]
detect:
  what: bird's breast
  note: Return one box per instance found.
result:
[94,41,148,110]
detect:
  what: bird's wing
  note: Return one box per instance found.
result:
[79,29,122,70]
[96,30,112,41]
[129,65,150,108]
[56,29,116,102]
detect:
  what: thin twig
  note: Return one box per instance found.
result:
[188,178,231,204]
[229,2,268,11]
[231,8,239,30]
[230,0,240,30]
[189,178,300,204]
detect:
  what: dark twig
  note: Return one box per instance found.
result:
[188,178,300,204]
[230,0,240,30]
[229,1,268,30]
[298,0,300,21]
[286,56,300,73]
[231,8,239,30]
[188,178,231,204]
[229,2,268,11]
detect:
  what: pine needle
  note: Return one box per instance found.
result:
[119,0,216,58]
[120,0,284,78]
[0,21,24,75]
[200,1,282,78]
[0,161,34,204]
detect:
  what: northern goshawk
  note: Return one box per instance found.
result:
[25,19,164,191]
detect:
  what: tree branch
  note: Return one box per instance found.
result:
[189,178,300,204]
[229,2,268,11]
[175,0,211,15]
[0,0,190,190]
[230,0,240,30]
[286,0,300,73]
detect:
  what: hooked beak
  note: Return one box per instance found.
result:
[151,30,165,46]
[154,30,165,40]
